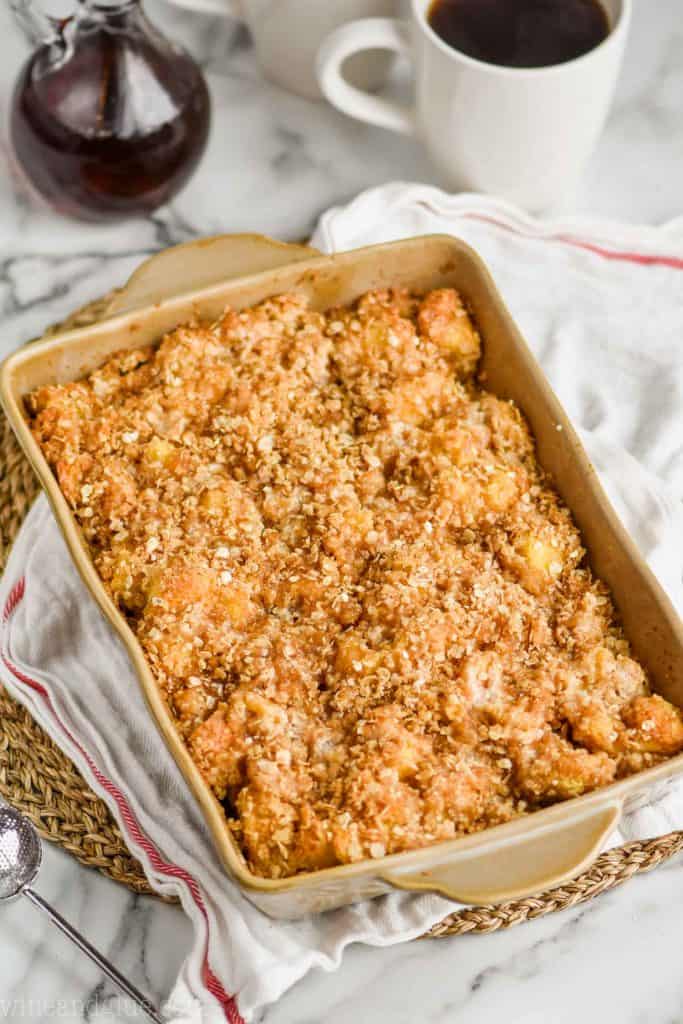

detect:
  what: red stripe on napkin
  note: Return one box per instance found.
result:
[2,578,244,1024]
[3,577,25,621]
[462,211,683,269]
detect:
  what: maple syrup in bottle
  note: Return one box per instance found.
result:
[10,0,211,222]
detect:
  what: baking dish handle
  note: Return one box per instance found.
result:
[380,800,622,905]
[105,234,321,318]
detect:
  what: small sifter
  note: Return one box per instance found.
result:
[0,802,163,1023]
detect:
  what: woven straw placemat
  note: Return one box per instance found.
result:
[1,294,682,935]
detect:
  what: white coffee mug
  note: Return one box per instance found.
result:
[166,0,396,100]
[318,0,631,209]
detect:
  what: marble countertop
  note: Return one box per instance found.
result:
[1,1,682,1021]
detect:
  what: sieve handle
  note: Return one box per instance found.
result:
[24,888,164,1024]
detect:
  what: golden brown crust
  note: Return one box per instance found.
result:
[28,287,683,878]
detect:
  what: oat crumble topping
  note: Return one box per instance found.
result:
[28,287,683,878]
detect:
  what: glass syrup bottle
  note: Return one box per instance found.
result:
[10,0,211,221]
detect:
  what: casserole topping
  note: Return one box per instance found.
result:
[28,287,683,878]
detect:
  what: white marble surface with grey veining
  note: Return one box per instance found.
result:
[0,1,682,1021]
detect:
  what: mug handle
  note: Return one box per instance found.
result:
[165,0,241,16]
[317,18,415,136]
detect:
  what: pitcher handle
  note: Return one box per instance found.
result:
[10,0,66,46]
[162,0,243,17]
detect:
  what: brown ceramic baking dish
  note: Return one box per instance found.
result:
[2,233,681,919]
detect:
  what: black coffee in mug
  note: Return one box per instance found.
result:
[427,0,610,69]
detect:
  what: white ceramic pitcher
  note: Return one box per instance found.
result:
[166,0,396,100]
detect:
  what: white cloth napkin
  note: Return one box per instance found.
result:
[1,185,682,1023]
